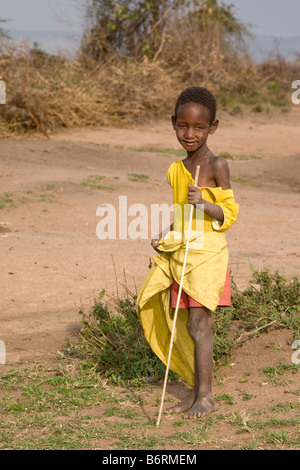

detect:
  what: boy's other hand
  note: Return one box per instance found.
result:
[151,238,161,253]
[188,184,203,206]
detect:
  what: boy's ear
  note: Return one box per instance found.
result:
[209,119,219,135]
[171,114,176,130]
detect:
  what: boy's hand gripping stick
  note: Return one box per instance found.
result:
[156,165,200,427]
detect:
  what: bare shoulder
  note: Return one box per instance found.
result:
[211,155,231,189]
[212,155,229,170]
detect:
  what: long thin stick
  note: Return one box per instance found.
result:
[156,165,200,427]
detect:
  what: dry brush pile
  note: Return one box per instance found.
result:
[0,0,299,137]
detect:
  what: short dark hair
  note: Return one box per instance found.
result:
[174,86,217,124]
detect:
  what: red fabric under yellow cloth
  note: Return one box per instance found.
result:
[171,268,231,308]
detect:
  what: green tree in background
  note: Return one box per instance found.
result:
[80,0,249,62]
[0,18,11,41]
[193,0,250,49]
[81,0,182,60]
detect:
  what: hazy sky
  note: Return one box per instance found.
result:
[222,0,300,37]
[1,0,300,37]
[1,0,85,32]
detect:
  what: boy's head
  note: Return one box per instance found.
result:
[173,86,217,125]
[171,86,219,152]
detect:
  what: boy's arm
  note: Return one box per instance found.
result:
[188,187,224,223]
[151,224,173,252]
[213,157,231,190]
[188,157,231,223]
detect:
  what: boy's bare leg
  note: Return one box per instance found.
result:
[166,306,215,416]
[185,306,216,418]
[167,306,216,416]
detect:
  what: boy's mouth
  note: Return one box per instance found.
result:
[184,141,197,146]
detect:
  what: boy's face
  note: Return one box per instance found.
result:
[172,102,218,153]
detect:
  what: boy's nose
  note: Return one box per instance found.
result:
[185,127,195,139]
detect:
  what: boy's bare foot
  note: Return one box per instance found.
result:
[166,395,194,414]
[184,396,216,419]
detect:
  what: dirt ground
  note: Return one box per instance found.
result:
[0,107,299,446]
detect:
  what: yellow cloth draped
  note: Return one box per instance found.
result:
[136,160,239,386]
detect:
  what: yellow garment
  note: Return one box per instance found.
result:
[166,160,238,233]
[136,160,239,386]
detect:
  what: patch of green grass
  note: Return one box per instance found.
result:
[231,176,260,187]
[128,146,185,157]
[112,432,165,450]
[169,421,213,446]
[0,364,125,450]
[216,394,235,405]
[264,430,299,447]
[45,184,56,191]
[263,361,300,384]
[222,405,300,447]
[0,367,115,417]
[219,151,262,160]
[0,362,168,449]
[238,390,254,401]
[0,192,16,209]
[39,193,56,203]
[238,371,252,383]
[103,405,141,419]
[0,185,61,209]
[80,174,115,191]
[56,145,73,152]
[127,173,149,182]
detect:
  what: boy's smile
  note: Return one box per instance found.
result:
[172,102,218,156]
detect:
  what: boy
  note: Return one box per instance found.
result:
[137,87,239,418]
